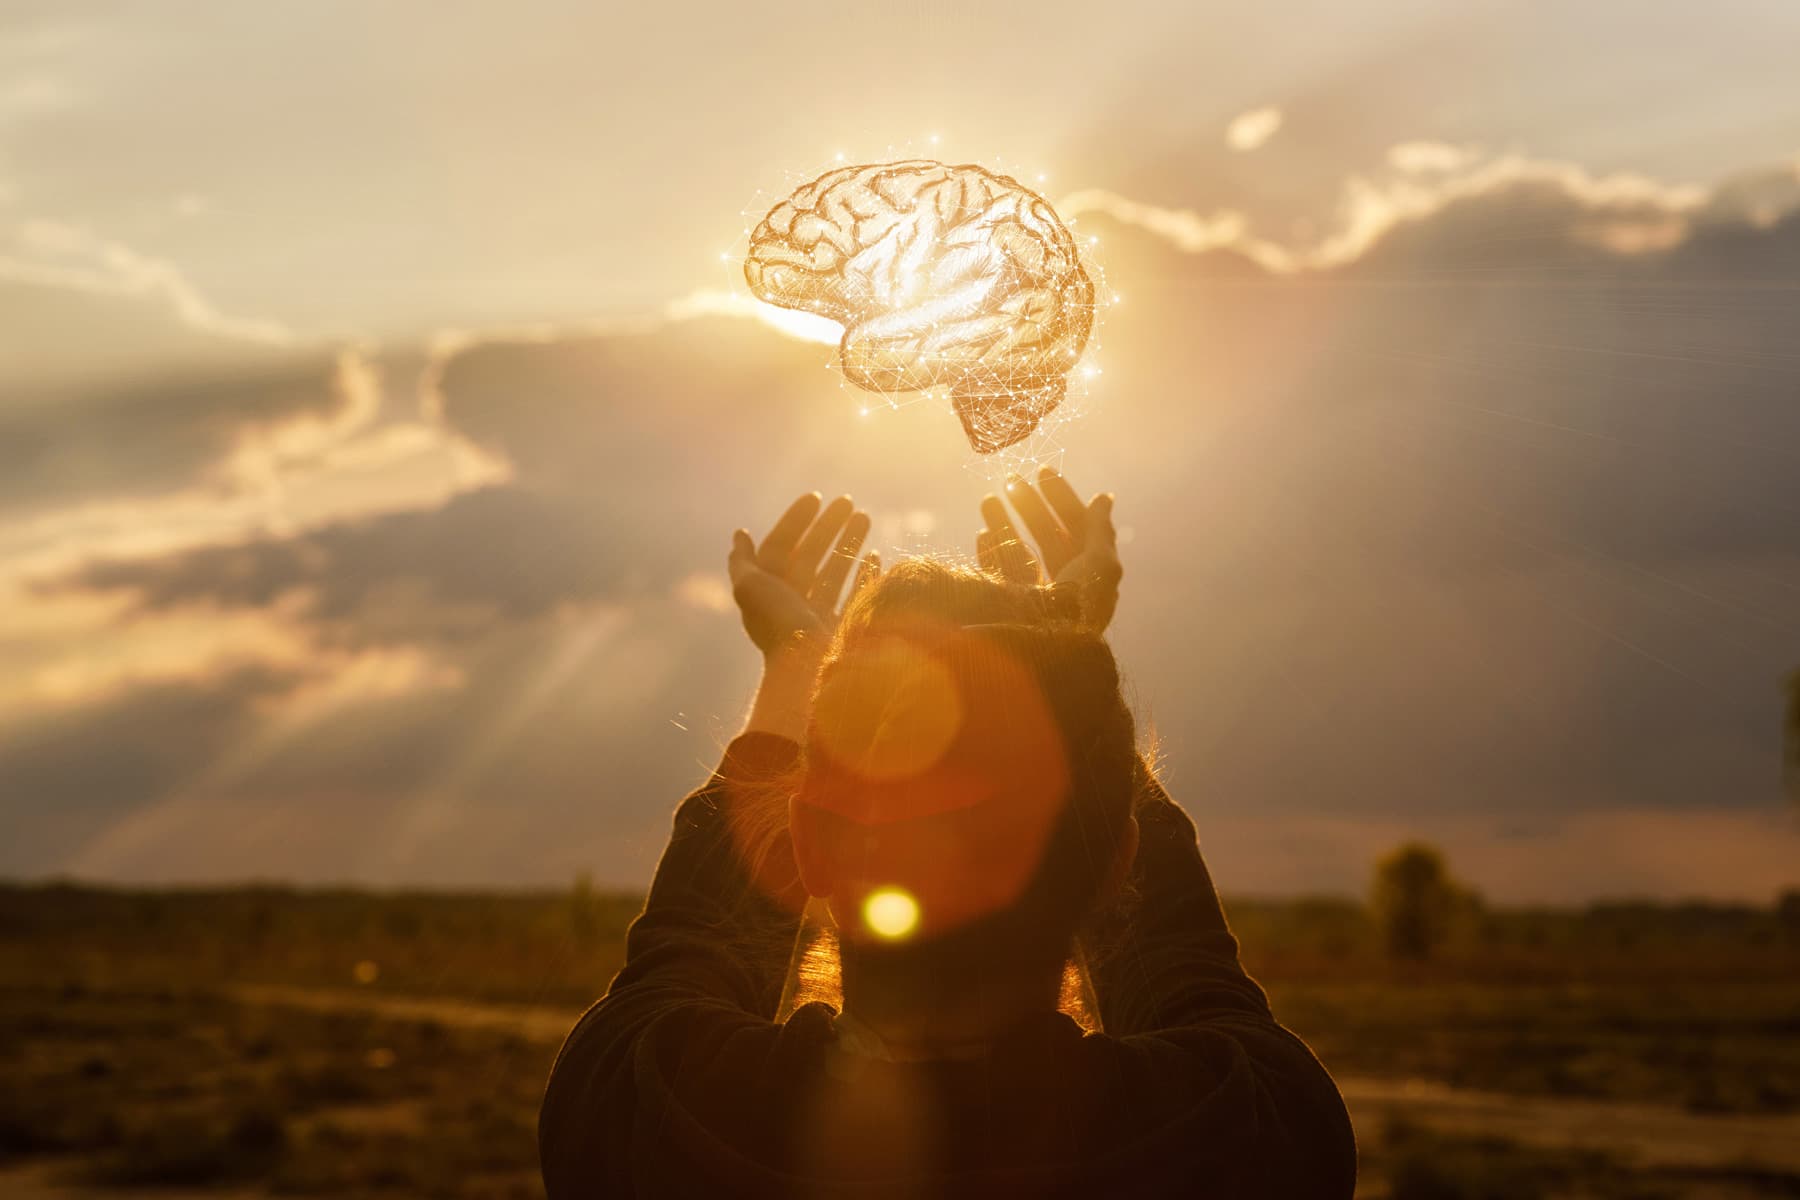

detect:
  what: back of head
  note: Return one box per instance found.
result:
[792,558,1139,1016]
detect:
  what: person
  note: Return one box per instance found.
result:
[539,468,1356,1198]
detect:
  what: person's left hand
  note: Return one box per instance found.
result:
[976,467,1122,631]
[729,492,880,658]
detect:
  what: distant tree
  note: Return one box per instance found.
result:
[1370,842,1467,961]
[567,870,601,942]
[1778,889,1800,946]
[1784,668,1800,806]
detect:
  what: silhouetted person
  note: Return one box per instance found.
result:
[540,470,1355,1198]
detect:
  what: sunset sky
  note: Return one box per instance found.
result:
[5,1,1799,901]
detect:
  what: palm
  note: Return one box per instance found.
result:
[976,467,1122,630]
[729,493,879,655]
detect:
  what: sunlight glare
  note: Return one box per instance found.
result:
[863,887,921,941]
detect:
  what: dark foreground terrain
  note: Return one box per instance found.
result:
[3,884,1797,1199]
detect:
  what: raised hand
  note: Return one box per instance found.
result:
[729,493,880,657]
[977,467,1122,630]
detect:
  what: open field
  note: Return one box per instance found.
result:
[3,884,1798,1199]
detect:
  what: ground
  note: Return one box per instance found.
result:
[3,884,1797,1199]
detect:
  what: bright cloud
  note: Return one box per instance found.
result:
[1226,105,1284,152]
[2,218,292,345]
[1388,140,1478,173]
[664,288,843,346]
[1061,148,1711,274]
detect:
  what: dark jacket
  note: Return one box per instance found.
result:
[540,733,1356,1198]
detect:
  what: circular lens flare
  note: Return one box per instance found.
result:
[862,887,921,941]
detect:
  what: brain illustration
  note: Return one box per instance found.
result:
[746,160,1095,453]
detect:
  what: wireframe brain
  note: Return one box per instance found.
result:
[746,160,1095,453]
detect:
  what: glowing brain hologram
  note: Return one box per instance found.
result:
[746,160,1096,453]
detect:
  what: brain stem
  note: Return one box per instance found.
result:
[951,378,1064,453]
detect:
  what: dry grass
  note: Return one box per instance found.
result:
[3,883,1797,1198]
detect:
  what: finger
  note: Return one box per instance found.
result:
[727,528,758,585]
[847,551,881,609]
[787,495,854,587]
[1005,475,1073,573]
[810,510,870,610]
[995,536,1037,584]
[1038,468,1088,542]
[1079,494,1122,631]
[1087,493,1118,548]
[976,528,998,575]
[758,492,823,564]
[979,494,1027,550]
[980,494,1039,582]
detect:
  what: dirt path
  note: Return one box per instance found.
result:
[1339,1075,1800,1174]
[236,984,1800,1176]
[232,983,579,1043]
[0,1163,267,1200]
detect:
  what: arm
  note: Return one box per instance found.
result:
[1090,768,1357,1195]
[1084,765,1273,1032]
[540,494,879,1197]
[539,729,802,1198]
[977,470,1261,1025]
[982,472,1356,1193]
[568,492,875,1010]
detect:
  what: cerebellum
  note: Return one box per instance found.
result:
[746,160,1095,453]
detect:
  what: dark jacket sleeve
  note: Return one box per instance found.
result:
[538,734,805,1198]
[1087,762,1359,1195]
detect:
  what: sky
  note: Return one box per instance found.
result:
[3,0,1799,902]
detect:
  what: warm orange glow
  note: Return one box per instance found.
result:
[798,622,1072,940]
[809,636,964,783]
[861,887,921,941]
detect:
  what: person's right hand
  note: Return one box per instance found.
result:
[728,492,878,658]
[977,467,1122,631]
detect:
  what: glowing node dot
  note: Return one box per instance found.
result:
[862,887,920,941]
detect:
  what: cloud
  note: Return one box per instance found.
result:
[51,484,661,647]
[1226,105,1283,152]
[1058,190,1254,256]
[0,347,343,516]
[0,663,305,872]
[1387,140,1477,174]
[1061,147,1719,275]
[0,239,516,589]
[9,147,1800,898]
[1,218,291,345]
[663,287,843,346]
[32,245,1799,898]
